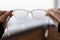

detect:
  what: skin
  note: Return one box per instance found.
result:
[46,8,60,27]
[0,10,13,29]
[46,8,60,40]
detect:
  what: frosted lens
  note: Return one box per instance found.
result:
[32,10,47,19]
[13,10,27,19]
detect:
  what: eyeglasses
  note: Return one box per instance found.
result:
[5,9,50,37]
[12,9,48,19]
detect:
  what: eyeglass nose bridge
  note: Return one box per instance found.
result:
[27,11,33,18]
[28,11,32,13]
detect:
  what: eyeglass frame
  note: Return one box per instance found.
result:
[12,9,47,19]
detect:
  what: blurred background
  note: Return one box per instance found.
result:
[0,0,55,10]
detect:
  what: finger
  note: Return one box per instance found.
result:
[0,11,7,16]
[49,14,58,22]
[46,9,60,22]
[7,14,13,22]
[4,10,13,16]
[3,10,13,21]
[46,9,59,26]
[48,14,58,26]
[46,8,58,15]
[51,9,60,22]
[52,8,60,13]
[46,10,58,22]
[45,9,54,16]
[47,8,60,17]
[0,10,13,22]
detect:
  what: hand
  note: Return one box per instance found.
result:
[46,8,60,27]
[0,10,13,29]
